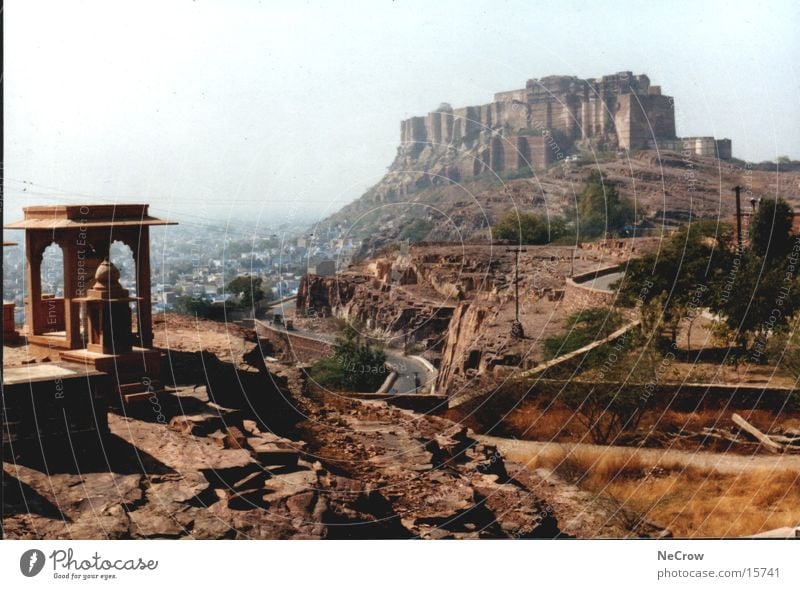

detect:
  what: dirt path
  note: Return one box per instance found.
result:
[477,435,800,475]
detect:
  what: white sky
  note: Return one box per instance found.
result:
[4,0,799,226]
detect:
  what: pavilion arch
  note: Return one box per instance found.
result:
[110,240,135,292]
[110,240,141,337]
[37,241,66,335]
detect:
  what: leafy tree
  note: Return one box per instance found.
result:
[766,317,800,376]
[493,211,566,244]
[617,220,733,345]
[309,324,387,392]
[575,171,635,240]
[226,275,266,308]
[749,197,795,260]
[617,203,799,354]
[591,297,672,382]
[173,295,225,320]
[711,199,798,351]
[543,308,625,362]
[712,251,800,352]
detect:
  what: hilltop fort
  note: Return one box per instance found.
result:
[383,72,730,200]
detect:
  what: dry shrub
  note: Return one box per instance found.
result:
[504,404,580,441]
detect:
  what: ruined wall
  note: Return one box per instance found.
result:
[563,278,616,310]
[256,323,334,364]
[715,139,733,160]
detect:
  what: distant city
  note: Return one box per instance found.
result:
[2,218,362,324]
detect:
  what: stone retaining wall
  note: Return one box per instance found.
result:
[563,264,622,310]
[255,321,333,364]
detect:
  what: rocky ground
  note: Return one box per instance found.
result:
[2,314,661,539]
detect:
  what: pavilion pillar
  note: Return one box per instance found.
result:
[61,238,82,349]
[134,225,153,348]
[25,231,43,336]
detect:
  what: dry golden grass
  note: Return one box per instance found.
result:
[500,401,800,452]
[504,444,800,537]
[504,404,580,441]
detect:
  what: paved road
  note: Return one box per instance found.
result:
[477,435,800,475]
[257,320,436,394]
[383,349,436,395]
[585,270,625,292]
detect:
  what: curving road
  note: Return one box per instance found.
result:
[584,270,625,292]
[256,319,436,395]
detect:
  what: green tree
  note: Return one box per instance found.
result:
[712,198,798,351]
[766,317,800,376]
[576,171,635,240]
[543,308,625,363]
[493,211,566,244]
[749,197,795,260]
[617,220,733,345]
[309,324,388,392]
[173,295,224,320]
[712,251,800,352]
[226,275,266,308]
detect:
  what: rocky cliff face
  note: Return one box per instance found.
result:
[296,243,606,395]
[434,293,538,396]
[296,272,454,343]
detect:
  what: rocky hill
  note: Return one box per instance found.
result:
[316,150,800,252]
[310,72,799,248]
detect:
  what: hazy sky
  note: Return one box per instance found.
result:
[4,0,799,227]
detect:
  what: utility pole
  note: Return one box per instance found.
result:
[506,247,527,338]
[732,185,743,254]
